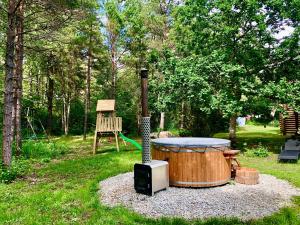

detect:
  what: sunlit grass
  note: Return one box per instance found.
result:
[214,125,285,153]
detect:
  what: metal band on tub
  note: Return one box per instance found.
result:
[171,178,230,186]
[153,145,228,153]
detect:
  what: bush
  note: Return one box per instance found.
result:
[0,158,31,183]
[246,119,279,127]
[22,140,68,160]
[179,129,193,137]
[244,145,270,157]
[269,119,279,127]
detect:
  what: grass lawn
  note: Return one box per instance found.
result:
[1,126,300,224]
[214,125,285,153]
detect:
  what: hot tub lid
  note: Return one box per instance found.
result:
[152,137,230,148]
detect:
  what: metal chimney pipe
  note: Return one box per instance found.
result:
[141,68,151,163]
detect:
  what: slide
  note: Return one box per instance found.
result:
[119,133,142,151]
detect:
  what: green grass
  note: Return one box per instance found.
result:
[1,126,300,224]
[214,125,285,153]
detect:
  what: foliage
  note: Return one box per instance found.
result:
[244,145,271,158]
[246,119,280,127]
[178,129,193,137]
[1,0,300,176]
[0,158,30,183]
[22,140,68,160]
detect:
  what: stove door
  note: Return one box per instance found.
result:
[134,164,152,196]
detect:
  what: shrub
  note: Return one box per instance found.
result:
[179,129,193,137]
[269,119,279,127]
[0,158,31,183]
[22,140,68,160]
[244,145,270,158]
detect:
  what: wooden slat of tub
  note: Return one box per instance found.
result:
[170,152,179,181]
[185,152,189,182]
[178,152,183,183]
[217,151,224,181]
[217,152,222,181]
[215,152,220,182]
[204,152,208,183]
[177,152,185,184]
[209,151,214,182]
[192,150,197,182]
[206,151,212,182]
[179,152,184,183]
[197,151,203,183]
[183,152,189,182]
[184,152,189,182]
[152,147,156,159]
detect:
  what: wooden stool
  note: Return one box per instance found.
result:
[235,167,259,185]
[223,150,240,178]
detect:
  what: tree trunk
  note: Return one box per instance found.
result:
[159,112,165,130]
[14,0,25,156]
[62,102,65,133]
[66,99,70,135]
[84,42,92,140]
[180,101,185,129]
[270,108,276,119]
[229,115,237,148]
[2,0,17,167]
[111,38,117,99]
[29,70,33,97]
[47,75,54,135]
[63,95,70,135]
[35,72,39,97]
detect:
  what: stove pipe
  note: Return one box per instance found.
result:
[141,68,151,163]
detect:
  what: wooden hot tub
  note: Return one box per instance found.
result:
[152,137,231,187]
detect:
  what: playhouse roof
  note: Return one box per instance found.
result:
[96,100,115,112]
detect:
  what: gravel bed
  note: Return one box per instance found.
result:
[99,172,300,220]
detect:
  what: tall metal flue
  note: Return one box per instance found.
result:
[140,68,151,163]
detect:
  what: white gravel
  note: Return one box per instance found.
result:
[99,172,300,220]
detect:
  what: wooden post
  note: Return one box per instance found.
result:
[93,131,98,154]
[295,111,299,135]
[114,131,119,152]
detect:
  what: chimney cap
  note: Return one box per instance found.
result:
[140,68,148,78]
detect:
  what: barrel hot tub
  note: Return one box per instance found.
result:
[152,137,231,187]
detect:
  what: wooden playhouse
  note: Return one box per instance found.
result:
[93,100,122,154]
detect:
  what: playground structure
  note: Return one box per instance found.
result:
[93,99,142,154]
[93,100,122,154]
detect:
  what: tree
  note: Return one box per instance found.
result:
[101,0,124,99]
[2,0,17,167]
[172,0,290,146]
[80,3,102,140]
[14,0,25,155]
[149,0,174,131]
